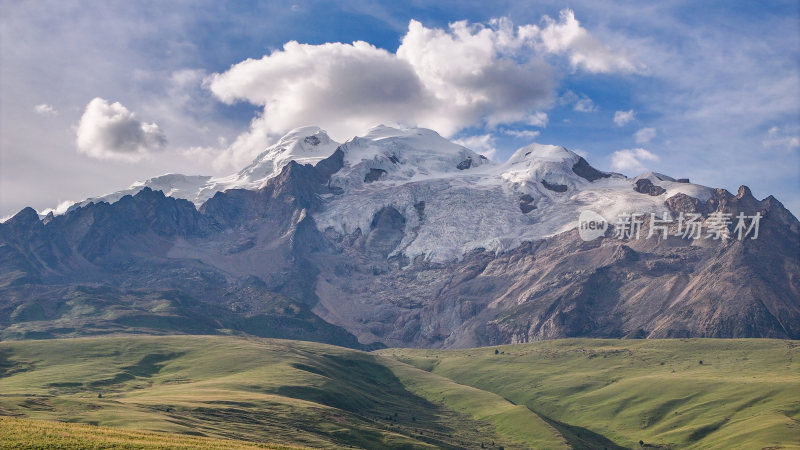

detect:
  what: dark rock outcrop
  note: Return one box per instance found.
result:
[541,180,568,193]
[572,157,612,181]
[519,194,536,213]
[364,168,387,183]
[635,179,667,196]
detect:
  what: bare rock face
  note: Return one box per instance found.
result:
[572,157,611,181]
[541,180,568,193]
[364,168,386,183]
[635,179,667,196]
[456,158,473,170]
[666,193,710,215]
[519,194,536,213]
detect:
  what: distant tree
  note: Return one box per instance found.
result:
[97,393,102,398]
[699,360,703,365]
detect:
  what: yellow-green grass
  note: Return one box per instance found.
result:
[377,356,567,449]
[0,415,302,449]
[0,335,518,449]
[379,339,800,449]
[2,336,798,449]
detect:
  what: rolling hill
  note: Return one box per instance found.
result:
[0,335,797,449]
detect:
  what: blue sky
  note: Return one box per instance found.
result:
[1,0,798,217]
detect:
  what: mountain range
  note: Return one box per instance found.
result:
[1,125,798,347]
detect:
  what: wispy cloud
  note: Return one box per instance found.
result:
[504,129,541,139]
[34,104,58,116]
[634,127,656,144]
[561,90,597,112]
[453,134,497,160]
[613,109,635,126]
[611,148,659,173]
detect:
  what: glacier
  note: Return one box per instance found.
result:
[39,124,718,263]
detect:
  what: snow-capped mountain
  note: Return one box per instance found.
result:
[64,126,340,212]
[2,125,798,348]
[57,125,717,262]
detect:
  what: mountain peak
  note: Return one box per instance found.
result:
[332,125,492,188]
[236,126,339,185]
[506,143,580,165]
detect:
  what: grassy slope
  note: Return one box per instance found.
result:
[379,339,800,449]
[0,335,530,449]
[0,415,301,449]
[1,336,797,449]
[377,356,567,449]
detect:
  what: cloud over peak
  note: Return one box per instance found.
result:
[611,147,659,173]
[205,11,636,168]
[76,98,167,161]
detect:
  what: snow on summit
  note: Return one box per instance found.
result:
[65,126,340,212]
[44,124,718,262]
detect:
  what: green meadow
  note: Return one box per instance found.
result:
[380,339,800,449]
[0,336,797,449]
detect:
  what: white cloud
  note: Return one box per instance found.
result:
[611,148,659,173]
[763,126,800,150]
[452,134,497,160]
[531,9,641,73]
[39,200,76,217]
[34,104,57,116]
[614,109,635,126]
[504,129,541,139]
[573,97,596,112]
[525,111,549,127]
[561,90,596,112]
[76,98,167,161]
[634,127,656,144]
[206,12,631,168]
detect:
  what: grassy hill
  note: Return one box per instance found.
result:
[0,336,797,449]
[379,339,800,449]
[0,335,540,449]
[0,415,301,449]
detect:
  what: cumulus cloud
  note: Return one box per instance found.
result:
[76,98,167,161]
[34,104,57,116]
[611,148,659,173]
[614,109,635,126]
[634,127,656,144]
[206,12,634,168]
[531,9,641,73]
[453,134,497,160]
